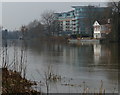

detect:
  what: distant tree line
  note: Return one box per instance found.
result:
[2,10,60,40]
[18,10,60,40]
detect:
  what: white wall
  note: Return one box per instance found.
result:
[94,33,101,38]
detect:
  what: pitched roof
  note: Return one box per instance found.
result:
[93,21,100,26]
[97,19,111,25]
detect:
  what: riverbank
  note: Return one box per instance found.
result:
[26,36,120,45]
[2,68,41,94]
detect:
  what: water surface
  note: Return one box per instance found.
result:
[2,40,119,93]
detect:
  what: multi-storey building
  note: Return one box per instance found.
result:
[55,6,112,37]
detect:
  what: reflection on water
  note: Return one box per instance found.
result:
[2,40,119,93]
[94,44,101,64]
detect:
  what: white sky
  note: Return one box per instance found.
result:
[0,1,117,31]
[1,0,111,2]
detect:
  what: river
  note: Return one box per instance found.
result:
[1,40,119,93]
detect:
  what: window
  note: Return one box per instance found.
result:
[67,13,70,16]
[59,14,62,17]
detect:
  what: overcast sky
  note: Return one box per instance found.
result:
[1,2,108,31]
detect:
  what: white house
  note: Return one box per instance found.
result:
[93,19,111,39]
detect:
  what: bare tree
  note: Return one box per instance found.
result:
[107,1,120,41]
[20,26,28,40]
[41,10,57,36]
[27,20,44,39]
[108,1,120,14]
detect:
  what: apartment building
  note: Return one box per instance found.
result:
[55,6,112,37]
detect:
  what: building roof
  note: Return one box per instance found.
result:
[97,19,111,25]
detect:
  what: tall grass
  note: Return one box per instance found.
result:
[36,65,117,94]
